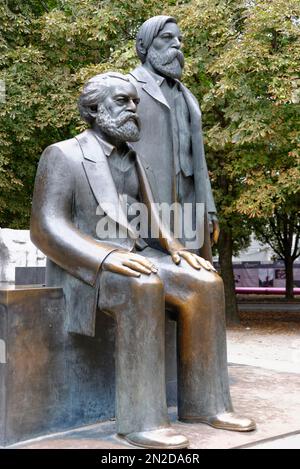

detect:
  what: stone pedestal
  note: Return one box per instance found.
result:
[0,285,177,446]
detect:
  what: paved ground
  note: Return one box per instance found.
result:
[227,320,300,374]
[245,433,300,449]
[229,320,300,449]
[9,320,300,450]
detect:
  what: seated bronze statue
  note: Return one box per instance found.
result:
[30,72,255,449]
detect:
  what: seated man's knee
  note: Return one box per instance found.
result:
[127,273,164,295]
[100,273,164,319]
[124,274,165,322]
[186,268,224,294]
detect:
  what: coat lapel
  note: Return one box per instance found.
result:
[177,82,202,130]
[130,66,170,110]
[76,130,137,239]
[177,83,207,201]
[135,154,161,205]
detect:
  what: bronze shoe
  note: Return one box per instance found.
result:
[180,412,256,432]
[122,428,190,449]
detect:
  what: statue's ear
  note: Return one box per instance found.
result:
[88,105,98,120]
[137,38,147,56]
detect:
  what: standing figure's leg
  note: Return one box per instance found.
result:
[98,270,189,448]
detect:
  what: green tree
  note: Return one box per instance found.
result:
[209,0,300,299]
[252,206,300,298]
[174,0,300,311]
[0,0,164,227]
[171,0,255,323]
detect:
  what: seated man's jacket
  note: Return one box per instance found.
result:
[31,129,182,336]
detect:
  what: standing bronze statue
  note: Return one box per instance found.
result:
[30,72,255,449]
[130,15,219,260]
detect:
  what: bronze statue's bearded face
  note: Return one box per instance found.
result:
[96,81,141,143]
[146,22,184,80]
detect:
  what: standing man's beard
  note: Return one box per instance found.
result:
[96,106,141,142]
[147,47,184,80]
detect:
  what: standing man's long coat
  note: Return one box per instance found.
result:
[129,65,216,260]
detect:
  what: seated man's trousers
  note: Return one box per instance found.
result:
[98,247,233,435]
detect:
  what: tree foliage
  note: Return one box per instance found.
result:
[188,0,300,297]
[0,0,166,227]
[175,0,300,236]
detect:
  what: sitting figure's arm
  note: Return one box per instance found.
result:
[30,145,118,286]
[136,157,216,273]
[31,145,158,282]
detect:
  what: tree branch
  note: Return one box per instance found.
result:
[292,227,300,260]
[40,1,50,13]
[254,223,284,260]
[269,215,286,254]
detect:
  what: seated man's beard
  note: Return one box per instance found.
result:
[148,47,184,80]
[96,106,141,142]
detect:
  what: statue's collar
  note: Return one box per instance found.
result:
[93,133,115,157]
[130,65,180,88]
[129,66,170,109]
[147,69,165,87]
[85,130,134,162]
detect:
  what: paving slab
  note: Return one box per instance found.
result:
[245,432,300,449]
[227,322,300,374]
[8,364,300,450]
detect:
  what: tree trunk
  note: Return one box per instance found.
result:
[218,227,240,325]
[284,256,294,299]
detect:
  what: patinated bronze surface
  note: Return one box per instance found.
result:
[129,16,220,260]
[30,72,255,449]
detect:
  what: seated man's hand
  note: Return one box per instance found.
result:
[102,250,158,277]
[170,250,217,272]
